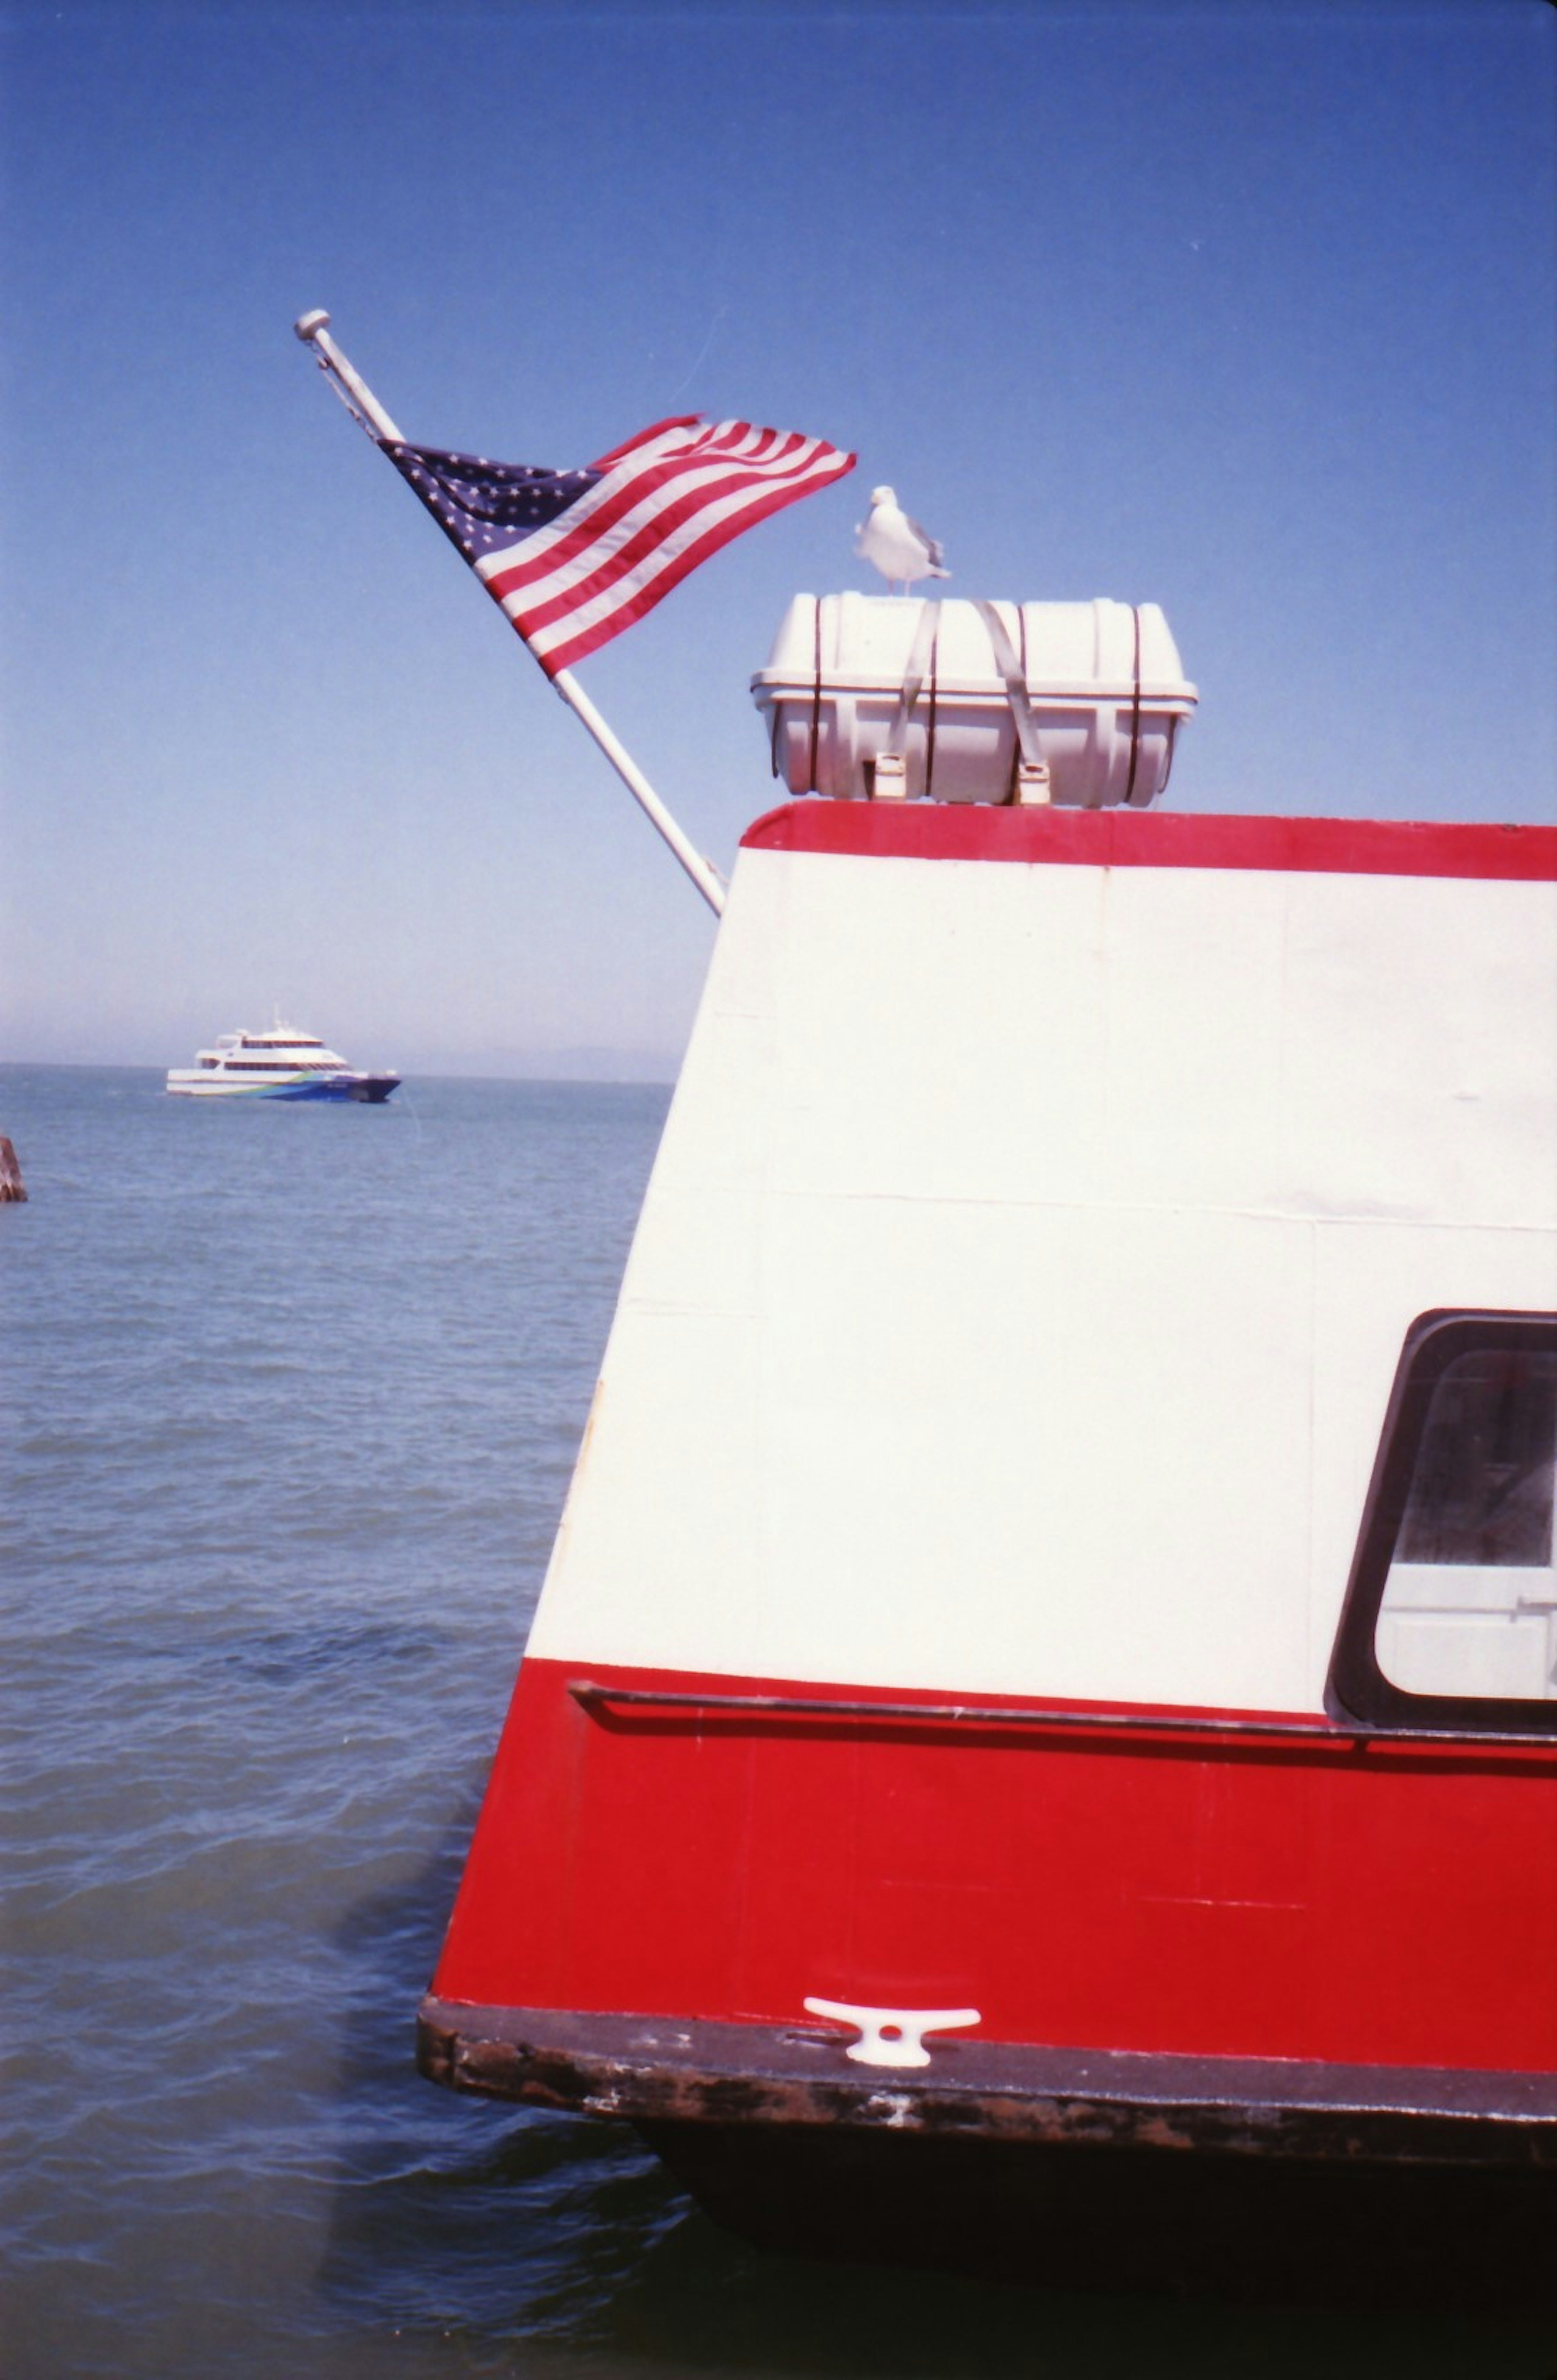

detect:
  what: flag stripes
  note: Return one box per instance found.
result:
[387,414,854,678]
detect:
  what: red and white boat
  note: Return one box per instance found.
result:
[418,594,1557,2298]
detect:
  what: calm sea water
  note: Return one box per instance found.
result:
[2,1064,1554,2380]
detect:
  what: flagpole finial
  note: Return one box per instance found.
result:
[291,309,406,443]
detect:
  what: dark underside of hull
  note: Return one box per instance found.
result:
[418,1999,1557,2304]
[639,2117,1555,2305]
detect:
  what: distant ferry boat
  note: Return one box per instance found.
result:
[165,1023,399,1102]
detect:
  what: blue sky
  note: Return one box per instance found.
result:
[4,0,1553,1076]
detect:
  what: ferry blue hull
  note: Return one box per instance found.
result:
[227,1075,399,1102]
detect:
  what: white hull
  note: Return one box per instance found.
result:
[164,1070,390,1100]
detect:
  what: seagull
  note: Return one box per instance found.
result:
[855,485,949,594]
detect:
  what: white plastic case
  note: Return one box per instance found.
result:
[752,593,1197,807]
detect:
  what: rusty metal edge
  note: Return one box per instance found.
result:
[416,1998,1557,2169]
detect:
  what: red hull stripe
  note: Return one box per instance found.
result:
[738,802,1557,881]
[433,1657,1557,2077]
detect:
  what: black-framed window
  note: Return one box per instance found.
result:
[1327,1310,1557,1735]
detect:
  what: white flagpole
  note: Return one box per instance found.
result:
[294,310,727,918]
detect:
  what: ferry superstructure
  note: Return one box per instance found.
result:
[165,1024,399,1102]
[413,599,1557,2300]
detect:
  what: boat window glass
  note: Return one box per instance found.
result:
[1328,1313,1557,1732]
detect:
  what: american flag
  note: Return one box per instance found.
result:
[385,414,854,677]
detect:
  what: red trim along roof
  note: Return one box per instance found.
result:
[739,803,1557,881]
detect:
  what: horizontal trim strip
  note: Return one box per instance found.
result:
[418,1998,1557,2161]
[568,1680,1557,1752]
[738,802,1557,881]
